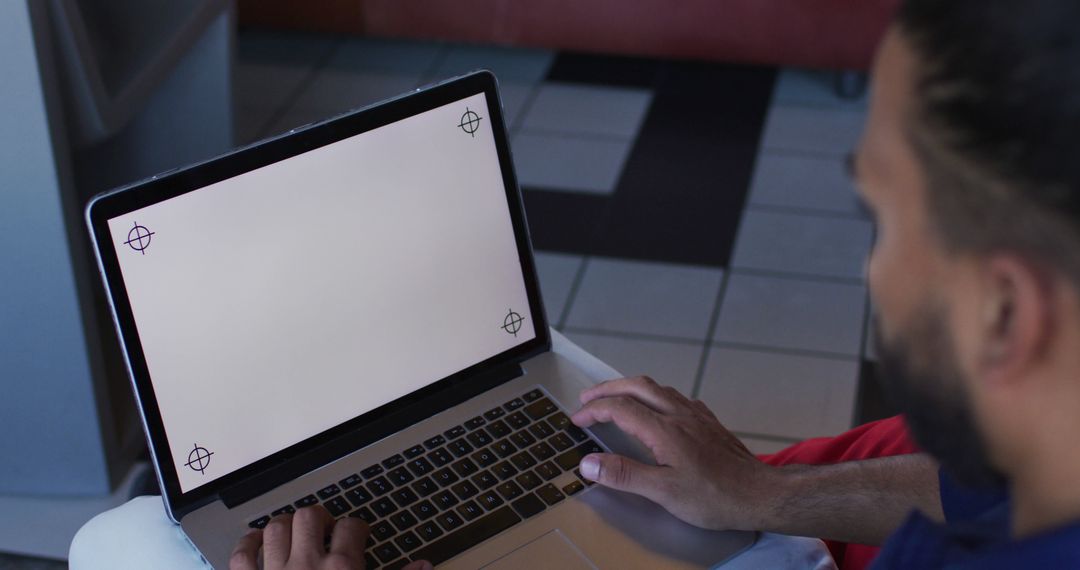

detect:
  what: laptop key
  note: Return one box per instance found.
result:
[549,432,574,452]
[471,448,497,467]
[492,461,518,480]
[522,389,544,402]
[316,484,341,500]
[411,500,438,520]
[361,464,384,479]
[443,426,466,440]
[403,444,425,459]
[407,457,434,477]
[349,506,375,523]
[428,447,453,467]
[391,487,419,508]
[528,420,555,440]
[411,477,439,497]
[472,471,499,490]
[529,442,556,461]
[390,510,419,531]
[248,516,270,529]
[554,441,603,472]
[451,457,478,478]
[511,493,546,519]
[466,429,493,448]
[464,416,486,430]
[364,552,380,569]
[294,495,318,508]
[373,541,401,563]
[492,439,516,458]
[457,500,483,521]
[451,480,479,500]
[483,407,505,421]
[503,397,525,411]
[394,530,422,552]
[271,505,295,517]
[433,467,459,487]
[505,411,530,430]
[432,489,458,510]
[340,473,362,489]
[382,557,407,570]
[372,497,397,518]
[515,471,542,491]
[565,425,589,443]
[573,468,594,486]
[387,466,414,486]
[563,480,585,496]
[371,520,397,542]
[535,461,560,481]
[485,419,511,438]
[510,451,537,471]
[509,431,535,448]
[434,510,465,532]
[367,476,393,496]
[523,398,557,421]
[425,434,447,449]
[382,454,405,469]
[447,439,473,457]
[409,506,520,565]
[546,412,572,431]
[496,481,523,501]
[477,489,504,510]
[416,520,443,541]
[325,496,351,517]
[536,483,565,506]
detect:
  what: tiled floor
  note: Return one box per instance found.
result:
[232,30,877,453]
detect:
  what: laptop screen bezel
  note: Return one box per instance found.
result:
[86,72,551,518]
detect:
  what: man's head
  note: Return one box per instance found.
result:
[856,0,1080,489]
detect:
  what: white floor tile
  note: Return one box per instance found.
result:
[747,152,865,216]
[521,83,653,138]
[434,45,554,83]
[715,273,866,356]
[731,210,873,280]
[739,436,798,456]
[564,331,705,397]
[533,251,584,325]
[772,69,868,109]
[512,132,634,194]
[565,258,724,340]
[699,347,858,439]
[761,105,866,156]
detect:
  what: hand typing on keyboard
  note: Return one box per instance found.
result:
[230,504,433,570]
[571,376,781,532]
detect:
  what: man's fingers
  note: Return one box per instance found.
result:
[263,514,292,567]
[290,506,335,562]
[229,530,263,570]
[579,452,668,502]
[580,376,686,414]
[328,516,369,561]
[571,395,666,451]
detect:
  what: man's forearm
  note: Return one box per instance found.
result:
[757,453,942,545]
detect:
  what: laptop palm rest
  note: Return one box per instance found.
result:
[480,530,597,569]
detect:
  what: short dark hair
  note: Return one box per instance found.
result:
[897,0,1080,283]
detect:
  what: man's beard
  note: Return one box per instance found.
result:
[872,302,1006,489]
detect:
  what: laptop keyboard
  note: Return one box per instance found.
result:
[247,388,600,568]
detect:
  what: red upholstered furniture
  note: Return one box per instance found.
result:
[240,0,901,70]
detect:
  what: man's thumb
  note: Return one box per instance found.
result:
[579,453,662,498]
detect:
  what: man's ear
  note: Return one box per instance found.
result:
[978,254,1056,383]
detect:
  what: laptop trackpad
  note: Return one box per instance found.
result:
[481,529,597,570]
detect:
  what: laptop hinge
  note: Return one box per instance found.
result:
[220,361,524,509]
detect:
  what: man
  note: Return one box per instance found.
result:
[232,0,1080,567]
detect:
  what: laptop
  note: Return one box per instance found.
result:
[86,71,757,569]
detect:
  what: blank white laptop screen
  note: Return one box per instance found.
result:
[106,93,536,493]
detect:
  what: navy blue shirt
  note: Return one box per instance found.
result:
[872,469,1080,568]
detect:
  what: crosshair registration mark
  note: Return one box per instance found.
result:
[502,309,525,337]
[124,221,154,254]
[459,107,483,137]
[185,443,213,475]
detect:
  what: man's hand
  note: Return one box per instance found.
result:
[571,376,781,531]
[229,505,432,570]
